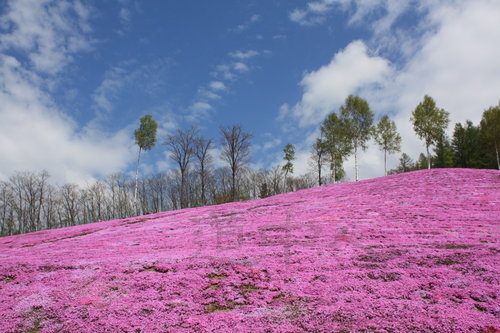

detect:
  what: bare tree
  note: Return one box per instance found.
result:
[220,125,253,202]
[193,136,213,206]
[60,184,80,227]
[164,127,199,209]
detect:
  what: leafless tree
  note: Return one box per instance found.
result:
[193,136,213,206]
[220,125,252,202]
[60,184,80,227]
[164,127,199,208]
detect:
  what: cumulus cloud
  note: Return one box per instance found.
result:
[0,0,135,184]
[0,0,94,75]
[0,55,133,184]
[290,40,391,127]
[283,0,500,181]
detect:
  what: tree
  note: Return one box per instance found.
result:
[415,153,428,170]
[398,153,414,173]
[373,115,402,176]
[259,182,270,198]
[410,95,450,169]
[311,138,327,186]
[282,144,296,177]
[320,112,351,183]
[479,104,500,169]
[133,115,158,211]
[193,136,213,206]
[282,144,296,191]
[451,121,481,168]
[164,127,199,208]
[432,133,453,168]
[220,125,253,202]
[340,95,374,181]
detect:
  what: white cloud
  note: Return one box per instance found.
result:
[283,0,500,181]
[290,0,409,31]
[0,0,135,184]
[92,66,128,112]
[291,40,391,127]
[199,89,221,100]
[92,59,171,116]
[119,7,131,22]
[229,50,259,59]
[235,14,261,32]
[0,0,93,75]
[214,64,236,80]
[0,55,133,185]
[190,101,212,113]
[209,81,227,91]
[233,62,249,73]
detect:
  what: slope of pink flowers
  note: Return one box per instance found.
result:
[0,169,498,332]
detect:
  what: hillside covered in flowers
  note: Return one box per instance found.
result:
[0,169,498,332]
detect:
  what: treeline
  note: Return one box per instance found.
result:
[0,167,320,237]
[310,95,499,180]
[1,97,498,237]
[0,122,321,236]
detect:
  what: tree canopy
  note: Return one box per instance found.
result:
[134,115,158,151]
[410,95,449,169]
[339,95,373,181]
[374,115,401,176]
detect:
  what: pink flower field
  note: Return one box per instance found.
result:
[0,169,499,332]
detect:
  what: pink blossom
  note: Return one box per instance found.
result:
[0,169,498,332]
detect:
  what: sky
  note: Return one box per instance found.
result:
[1,0,499,185]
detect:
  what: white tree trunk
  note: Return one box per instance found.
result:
[384,149,387,176]
[426,144,431,169]
[496,141,499,170]
[134,147,142,214]
[354,145,359,181]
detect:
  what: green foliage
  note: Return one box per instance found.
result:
[398,153,414,173]
[320,112,351,182]
[282,144,296,176]
[432,133,453,168]
[451,121,482,168]
[259,182,270,199]
[312,138,327,186]
[134,115,158,151]
[339,95,373,181]
[339,95,374,151]
[374,115,402,175]
[410,95,449,168]
[415,153,428,170]
[479,104,500,169]
[374,115,401,154]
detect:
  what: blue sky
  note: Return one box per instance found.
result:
[1,0,499,184]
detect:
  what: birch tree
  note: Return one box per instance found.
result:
[374,115,402,176]
[320,112,351,183]
[410,95,449,169]
[134,115,158,211]
[340,95,374,181]
[282,143,295,190]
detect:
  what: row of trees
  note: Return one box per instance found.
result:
[304,95,498,185]
[0,166,319,236]
[1,97,498,236]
